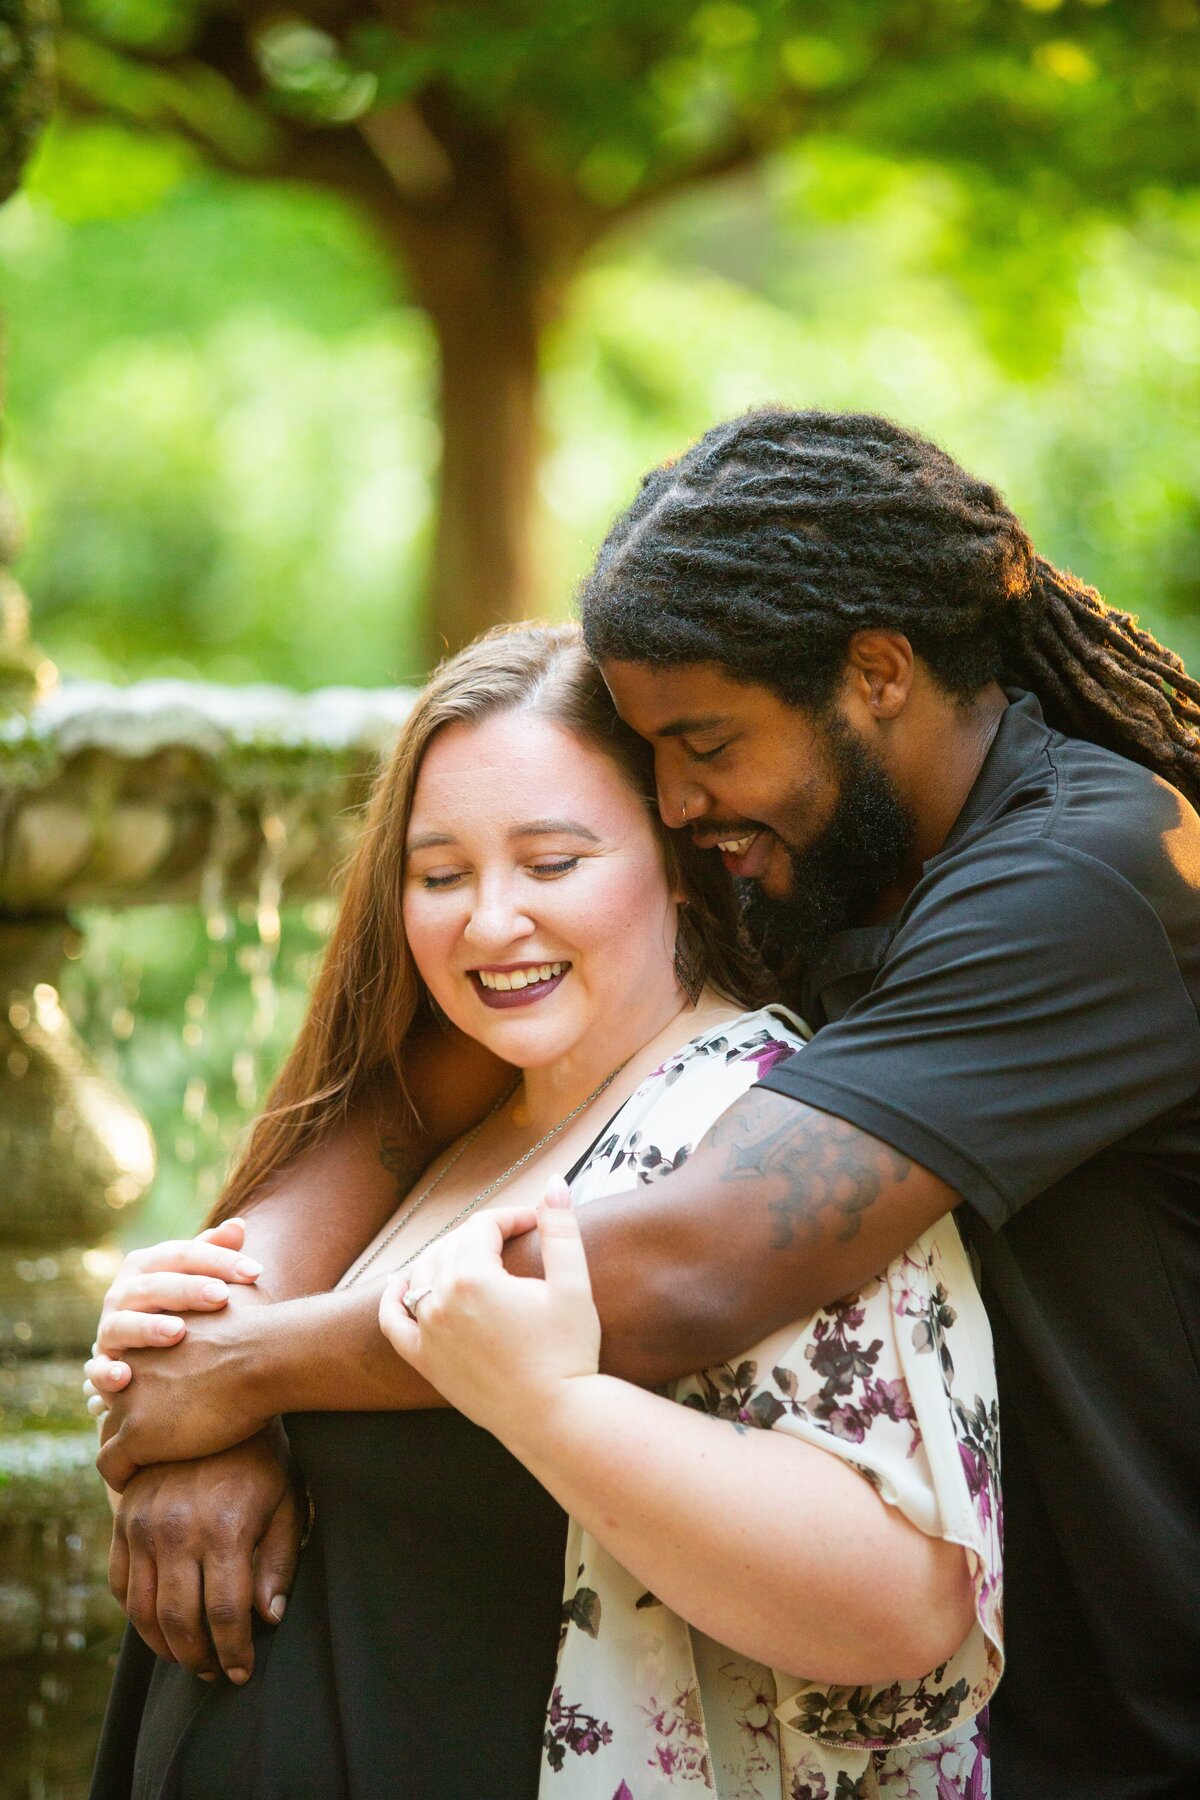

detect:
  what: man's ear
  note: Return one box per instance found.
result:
[845,631,914,720]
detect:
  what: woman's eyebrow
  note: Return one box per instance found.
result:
[406,831,457,852]
[509,819,602,843]
[406,820,602,853]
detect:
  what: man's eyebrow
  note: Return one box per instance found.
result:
[652,714,732,740]
[509,819,601,843]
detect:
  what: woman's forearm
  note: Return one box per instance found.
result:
[504,1375,974,1686]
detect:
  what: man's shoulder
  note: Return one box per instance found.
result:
[948,729,1200,929]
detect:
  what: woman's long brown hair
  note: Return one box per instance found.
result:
[210,622,765,1222]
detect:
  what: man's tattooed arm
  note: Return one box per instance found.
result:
[710,1095,914,1251]
[510,1088,960,1387]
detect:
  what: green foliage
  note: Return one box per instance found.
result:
[0,0,55,202]
[3,150,436,684]
[4,128,1199,694]
[55,0,1200,212]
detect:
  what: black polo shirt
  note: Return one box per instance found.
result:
[757,690,1200,1800]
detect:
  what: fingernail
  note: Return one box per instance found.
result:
[234,1258,263,1279]
[543,1179,571,1209]
[227,1667,249,1686]
[156,1318,184,1339]
[269,1594,286,1621]
[198,1672,218,1683]
[202,1280,227,1302]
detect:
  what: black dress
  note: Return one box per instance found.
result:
[89,1408,568,1800]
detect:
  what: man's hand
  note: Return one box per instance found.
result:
[98,1300,275,1490]
[110,1423,304,1684]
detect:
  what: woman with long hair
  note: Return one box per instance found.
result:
[89,623,999,1800]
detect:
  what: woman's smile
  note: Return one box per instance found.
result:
[471,961,571,1008]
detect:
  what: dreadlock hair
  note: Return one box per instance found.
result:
[580,408,1200,809]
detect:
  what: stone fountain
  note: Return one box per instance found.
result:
[0,660,414,1797]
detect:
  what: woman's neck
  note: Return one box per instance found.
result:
[514,987,741,1137]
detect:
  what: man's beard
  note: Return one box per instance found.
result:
[738,717,916,982]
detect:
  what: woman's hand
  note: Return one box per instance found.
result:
[84,1219,263,1416]
[378,1178,599,1444]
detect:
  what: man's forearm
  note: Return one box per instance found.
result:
[215,1087,958,1419]
[511,1088,960,1386]
[245,1281,445,1415]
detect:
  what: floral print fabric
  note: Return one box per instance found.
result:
[541,1008,1003,1800]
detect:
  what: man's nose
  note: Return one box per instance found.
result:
[657,778,708,830]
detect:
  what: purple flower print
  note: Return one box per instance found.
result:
[544,1686,614,1771]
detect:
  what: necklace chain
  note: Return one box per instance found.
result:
[340,1059,630,1287]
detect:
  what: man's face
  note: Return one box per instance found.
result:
[602,659,916,969]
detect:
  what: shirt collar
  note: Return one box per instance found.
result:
[800,688,1054,1021]
[934,688,1053,863]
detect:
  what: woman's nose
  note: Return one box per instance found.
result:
[462,881,535,949]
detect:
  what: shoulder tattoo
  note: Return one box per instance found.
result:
[378,1135,423,1198]
[709,1091,911,1250]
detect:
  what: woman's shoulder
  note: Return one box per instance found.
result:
[570,1005,810,1196]
[649,1003,811,1088]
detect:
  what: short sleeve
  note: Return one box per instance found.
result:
[757,839,1200,1226]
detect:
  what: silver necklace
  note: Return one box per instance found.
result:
[340,1059,630,1287]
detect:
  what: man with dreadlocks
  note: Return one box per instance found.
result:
[87,411,1197,1800]
[574,408,1200,1800]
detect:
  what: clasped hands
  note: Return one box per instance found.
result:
[87,1181,598,1681]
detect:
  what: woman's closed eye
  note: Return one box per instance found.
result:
[527,856,580,879]
[419,856,580,891]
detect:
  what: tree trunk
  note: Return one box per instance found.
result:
[425,265,542,659]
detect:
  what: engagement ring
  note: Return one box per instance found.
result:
[402,1284,434,1321]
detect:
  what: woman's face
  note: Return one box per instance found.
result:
[403,710,681,1070]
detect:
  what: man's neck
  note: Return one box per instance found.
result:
[870,680,1009,922]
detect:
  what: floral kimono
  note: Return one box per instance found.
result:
[543,1007,1003,1800]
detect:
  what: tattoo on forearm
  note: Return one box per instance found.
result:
[711,1096,911,1250]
